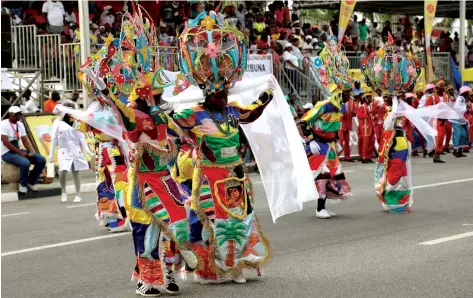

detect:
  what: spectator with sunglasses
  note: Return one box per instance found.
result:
[1,106,46,193]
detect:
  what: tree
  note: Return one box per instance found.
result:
[215,220,247,267]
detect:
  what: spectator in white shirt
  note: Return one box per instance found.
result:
[22,89,40,113]
[1,106,46,193]
[42,0,65,34]
[282,46,302,90]
[235,5,246,30]
[302,35,314,51]
[64,6,77,25]
[290,37,303,60]
[61,90,80,109]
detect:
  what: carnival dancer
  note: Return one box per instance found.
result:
[373,95,388,150]
[443,84,456,153]
[418,83,435,108]
[424,79,450,163]
[357,90,374,163]
[49,104,94,203]
[466,89,473,152]
[62,6,199,296]
[168,10,274,283]
[301,88,353,218]
[76,94,129,232]
[451,86,472,157]
[339,89,356,162]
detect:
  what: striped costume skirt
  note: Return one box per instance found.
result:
[307,140,352,200]
[452,120,470,149]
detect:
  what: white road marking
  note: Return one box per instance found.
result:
[462,224,473,226]
[1,212,31,218]
[66,203,96,208]
[252,181,263,184]
[1,232,131,257]
[344,169,356,173]
[419,232,473,245]
[412,178,473,190]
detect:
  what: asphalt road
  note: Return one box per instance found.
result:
[2,154,473,298]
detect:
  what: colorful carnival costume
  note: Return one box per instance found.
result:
[301,92,352,219]
[167,11,274,283]
[64,5,198,296]
[307,30,353,218]
[363,33,459,213]
[374,99,413,213]
[76,100,129,232]
[451,86,472,157]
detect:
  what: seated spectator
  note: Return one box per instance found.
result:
[42,0,66,34]
[302,35,314,53]
[62,90,80,109]
[22,89,40,113]
[276,31,291,49]
[44,91,61,113]
[253,14,265,38]
[1,106,46,194]
[257,32,270,54]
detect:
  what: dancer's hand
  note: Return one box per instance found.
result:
[47,155,53,163]
[83,69,107,91]
[267,76,277,94]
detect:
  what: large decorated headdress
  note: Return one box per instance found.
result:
[178,10,247,95]
[361,33,421,96]
[79,2,170,104]
[312,30,353,92]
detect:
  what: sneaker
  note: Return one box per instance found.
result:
[28,184,39,191]
[18,185,28,194]
[316,209,331,219]
[233,272,247,284]
[180,250,198,270]
[61,193,68,202]
[165,269,180,294]
[135,283,161,297]
[73,196,82,203]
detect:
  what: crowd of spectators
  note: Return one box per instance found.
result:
[2,0,473,67]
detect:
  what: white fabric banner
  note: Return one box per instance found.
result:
[163,74,318,222]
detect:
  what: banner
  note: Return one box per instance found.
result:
[245,54,272,78]
[338,0,357,43]
[22,114,96,164]
[424,0,437,83]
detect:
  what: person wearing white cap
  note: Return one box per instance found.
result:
[418,83,435,108]
[49,104,94,202]
[1,106,46,193]
[451,86,472,157]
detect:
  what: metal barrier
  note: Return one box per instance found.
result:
[37,34,62,82]
[12,25,37,69]
[60,43,81,91]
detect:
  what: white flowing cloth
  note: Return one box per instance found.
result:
[387,99,461,149]
[54,101,129,154]
[163,74,318,222]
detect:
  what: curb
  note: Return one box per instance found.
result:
[1,182,96,203]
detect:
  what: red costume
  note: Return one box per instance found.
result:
[357,102,374,160]
[425,93,449,154]
[466,103,473,150]
[443,95,454,151]
[339,98,356,161]
[372,102,387,148]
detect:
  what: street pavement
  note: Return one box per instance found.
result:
[1,154,473,298]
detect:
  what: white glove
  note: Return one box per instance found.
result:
[83,68,107,91]
[309,140,320,155]
[267,76,277,94]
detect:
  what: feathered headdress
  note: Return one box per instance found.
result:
[361,32,421,96]
[312,29,353,93]
[79,1,170,104]
[178,10,247,95]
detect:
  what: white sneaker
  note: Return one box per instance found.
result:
[327,210,336,216]
[233,273,246,284]
[61,193,67,202]
[18,185,28,194]
[316,209,331,219]
[180,250,198,270]
[73,196,82,203]
[28,184,39,191]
